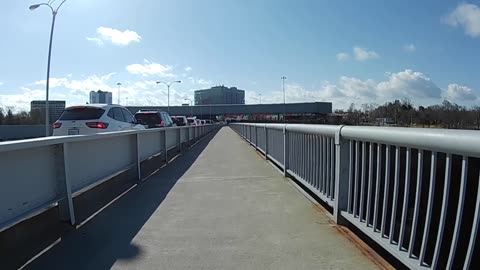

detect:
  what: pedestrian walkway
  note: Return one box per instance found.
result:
[27,127,381,270]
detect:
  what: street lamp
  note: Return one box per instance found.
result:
[157,80,181,112]
[281,76,287,122]
[116,82,122,104]
[184,98,193,116]
[29,0,69,137]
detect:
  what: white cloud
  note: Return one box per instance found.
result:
[445,84,477,100]
[403,43,416,52]
[185,66,192,72]
[186,77,212,86]
[444,3,480,37]
[336,52,350,61]
[376,70,441,99]
[197,79,212,86]
[86,37,104,46]
[0,82,4,86]
[126,60,175,77]
[87,27,141,46]
[245,69,443,109]
[353,47,379,61]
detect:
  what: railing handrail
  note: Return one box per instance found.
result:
[341,125,480,157]
[0,125,215,153]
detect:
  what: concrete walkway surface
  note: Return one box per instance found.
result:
[27,127,380,270]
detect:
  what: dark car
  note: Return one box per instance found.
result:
[134,110,174,128]
[171,116,188,126]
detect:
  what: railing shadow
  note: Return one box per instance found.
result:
[20,128,220,270]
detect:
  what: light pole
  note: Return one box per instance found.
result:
[157,80,181,112]
[184,98,193,116]
[116,82,122,104]
[29,0,69,137]
[281,76,287,122]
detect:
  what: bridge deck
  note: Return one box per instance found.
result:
[27,127,380,270]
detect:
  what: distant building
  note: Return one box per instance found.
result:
[89,90,112,104]
[194,85,245,105]
[30,100,66,122]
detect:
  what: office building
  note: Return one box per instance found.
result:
[30,100,66,122]
[89,90,112,104]
[194,85,245,105]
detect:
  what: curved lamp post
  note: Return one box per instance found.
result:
[184,98,193,116]
[29,0,69,136]
[157,80,181,112]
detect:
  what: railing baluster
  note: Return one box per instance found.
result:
[322,136,327,194]
[380,144,390,237]
[348,140,354,213]
[360,142,366,222]
[389,146,400,243]
[419,152,437,265]
[330,137,335,200]
[408,150,423,257]
[398,148,411,250]
[354,140,360,217]
[366,142,374,226]
[314,135,317,187]
[327,137,331,197]
[373,144,382,231]
[446,156,468,268]
[431,153,452,269]
[464,174,480,270]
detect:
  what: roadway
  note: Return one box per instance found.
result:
[26,127,380,269]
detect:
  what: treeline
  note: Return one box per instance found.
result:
[0,107,44,125]
[335,99,480,129]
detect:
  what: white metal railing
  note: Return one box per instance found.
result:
[0,124,217,232]
[231,123,480,270]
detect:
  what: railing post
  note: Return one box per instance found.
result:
[177,128,182,152]
[334,126,349,225]
[264,124,268,160]
[255,125,258,150]
[58,142,76,225]
[283,124,289,177]
[163,129,168,163]
[135,133,141,181]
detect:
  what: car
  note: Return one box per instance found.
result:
[187,117,198,126]
[171,115,188,126]
[52,104,145,136]
[200,120,207,125]
[134,110,174,128]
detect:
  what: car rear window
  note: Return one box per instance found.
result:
[172,117,184,125]
[59,107,105,120]
[187,119,195,123]
[135,113,161,124]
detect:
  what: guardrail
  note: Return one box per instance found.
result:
[0,124,217,232]
[231,123,480,270]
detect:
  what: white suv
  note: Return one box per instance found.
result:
[52,104,145,136]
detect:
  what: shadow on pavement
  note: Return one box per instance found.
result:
[20,128,219,270]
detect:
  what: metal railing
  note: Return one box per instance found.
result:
[231,123,480,270]
[0,124,218,232]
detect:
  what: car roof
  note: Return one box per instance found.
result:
[136,110,162,114]
[65,104,121,110]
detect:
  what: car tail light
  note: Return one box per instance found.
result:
[86,122,109,129]
[160,121,165,126]
[52,122,62,129]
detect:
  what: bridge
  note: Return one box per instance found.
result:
[1,123,479,269]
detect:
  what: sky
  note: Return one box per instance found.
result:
[0,0,480,111]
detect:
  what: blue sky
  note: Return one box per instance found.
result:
[0,0,480,111]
